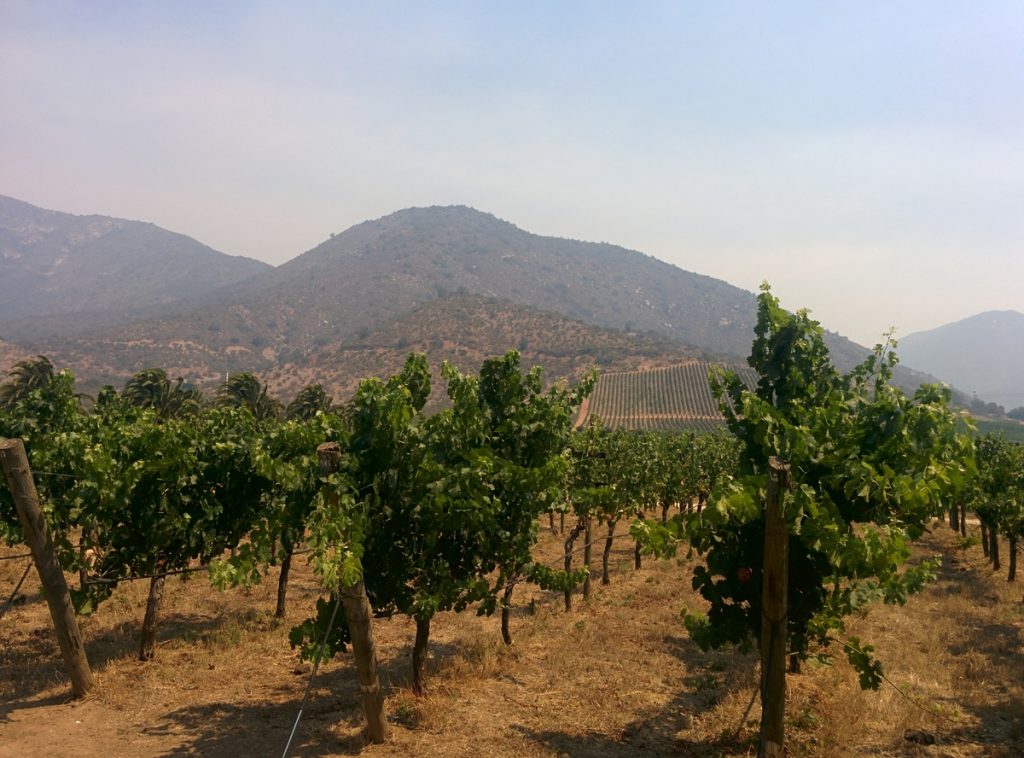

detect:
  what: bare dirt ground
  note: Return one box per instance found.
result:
[1,523,1022,757]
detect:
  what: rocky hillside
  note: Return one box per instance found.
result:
[84,205,758,362]
[0,194,270,336]
[41,294,699,406]
[0,338,31,377]
[267,294,700,409]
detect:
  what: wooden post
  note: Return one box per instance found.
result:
[0,438,95,698]
[759,457,790,758]
[317,442,388,743]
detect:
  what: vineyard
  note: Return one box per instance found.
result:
[1,286,1022,757]
[576,361,758,432]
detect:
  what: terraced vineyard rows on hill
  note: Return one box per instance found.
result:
[578,361,757,432]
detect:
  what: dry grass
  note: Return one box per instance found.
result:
[1,522,1022,757]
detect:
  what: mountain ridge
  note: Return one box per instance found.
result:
[0,193,272,334]
[899,310,1024,411]
[0,195,961,406]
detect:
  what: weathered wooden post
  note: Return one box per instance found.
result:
[0,438,95,698]
[316,442,389,743]
[759,457,790,758]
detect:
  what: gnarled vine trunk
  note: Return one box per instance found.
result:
[602,521,617,585]
[412,616,431,696]
[1008,534,1017,582]
[275,541,294,619]
[500,581,515,645]
[139,558,167,661]
[563,521,585,612]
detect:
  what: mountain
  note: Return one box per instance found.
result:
[898,311,1024,411]
[125,205,760,360]
[3,200,954,404]
[0,194,271,335]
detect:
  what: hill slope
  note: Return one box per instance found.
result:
[0,338,31,377]
[898,310,1024,410]
[0,194,270,334]
[5,200,956,404]
[120,205,759,360]
[38,294,699,404]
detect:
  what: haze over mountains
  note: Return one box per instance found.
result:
[899,311,1024,411]
[0,194,966,403]
[0,194,269,335]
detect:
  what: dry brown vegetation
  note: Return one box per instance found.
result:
[35,294,697,410]
[0,339,31,378]
[2,524,1022,757]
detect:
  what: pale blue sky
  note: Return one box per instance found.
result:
[2,1,1021,346]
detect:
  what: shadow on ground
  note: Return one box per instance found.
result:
[914,546,1024,753]
[0,608,278,716]
[514,633,759,757]
[148,638,463,757]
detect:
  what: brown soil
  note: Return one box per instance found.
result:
[1,524,1022,757]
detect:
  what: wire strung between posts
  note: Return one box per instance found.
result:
[281,593,344,758]
[81,548,315,585]
[0,552,33,562]
[28,469,84,480]
[83,563,212,585]
[0,560,33,623]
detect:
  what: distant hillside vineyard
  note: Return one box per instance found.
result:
[577,362,757,432]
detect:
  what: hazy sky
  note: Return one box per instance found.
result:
[2,1,1021,346]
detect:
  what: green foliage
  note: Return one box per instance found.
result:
[0,359,86,545]
[285,384,333,421]
[288,595,351,660]
[295,351,594,662]
[637,284,972,686]
[974,418,1024,443]
[210,412,349,590]
[0,356,57,411]
[843,637,884,690]
[969,434,1023,544]
[0,358,286,620]
[216,372,281,422]
[122,368,202,420]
